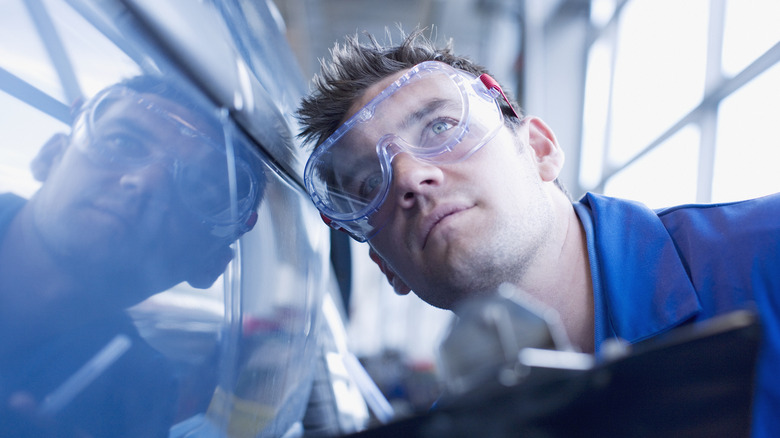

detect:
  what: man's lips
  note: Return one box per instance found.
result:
[420,204,471,249]
[84,201,138,230]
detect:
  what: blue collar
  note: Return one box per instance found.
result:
[574,193,701,352]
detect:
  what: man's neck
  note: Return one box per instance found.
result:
[0,205,91,319]
[514,193,594,353]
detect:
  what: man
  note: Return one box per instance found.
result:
[0,76,265,437]
[296,30,779,436]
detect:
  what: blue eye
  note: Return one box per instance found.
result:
[418,118,456,149]
[431,120,453,134]
[359,173,383,199]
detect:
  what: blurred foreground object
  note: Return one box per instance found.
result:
[343,293,760,438]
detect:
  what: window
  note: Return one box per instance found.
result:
[581,0,780,207]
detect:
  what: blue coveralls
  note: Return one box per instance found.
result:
[575,192,780,437]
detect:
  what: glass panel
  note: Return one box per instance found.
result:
[2,76,235,438]
[213,163,325,438]
[607,0,708,166]
[604,125,700,209]
[0,90,68,197]
[216,0,311,181]
[132,145,327,438]
[722,0,780,77]
[0,0,62,99]
[590,0,617,27]
[712,62,780,203]
[45,0,142,97]
[1,2,328,437]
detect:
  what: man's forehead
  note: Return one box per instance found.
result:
[345,68,460,125]
[102,93,216,134]
[344,70,405,122]
[112,92,216,130]
[97,93,222,152]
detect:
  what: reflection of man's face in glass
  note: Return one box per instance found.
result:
[30,87,256,302]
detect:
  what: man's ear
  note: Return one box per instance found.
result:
[368,247,411,296]
[31,133,69,182]
[526,117,565,183]
[186,245,235,289]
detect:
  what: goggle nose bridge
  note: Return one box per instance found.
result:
[375,133,411,167]
[375,133,450,167]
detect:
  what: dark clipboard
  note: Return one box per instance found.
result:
[344,310,761,438]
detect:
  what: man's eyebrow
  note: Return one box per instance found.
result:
[399,98,453,130]
[107,115,210,148]
[103,116,154,138]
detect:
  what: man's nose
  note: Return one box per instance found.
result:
[390,152,444,209]
[118,162,172,198]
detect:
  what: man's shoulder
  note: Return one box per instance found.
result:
[654,191,780,219]
[577,191,780,254]
[0,192,26,214]
[578,191,780,226]
[655,192,780,244]
[0,193,26,236]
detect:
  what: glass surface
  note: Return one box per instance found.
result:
[712,62,780,203]
[44,0,142,97]
[604,125,700,209]
[0,1,329,437]
[0,0,62,100]
[0,90,68,197]
[607,0,708,166]
[590,0,616,28]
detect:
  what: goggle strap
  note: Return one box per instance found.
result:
[246,211,258,230]
[320,212,369,242]
[320,213,342,231]
[479,74,520,119]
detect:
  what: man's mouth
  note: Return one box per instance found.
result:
[420,204,471,249]
[84,201,138,231]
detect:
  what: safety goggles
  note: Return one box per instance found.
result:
[304,61,506,242]
[71,85,260,241]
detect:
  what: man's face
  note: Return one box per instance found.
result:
[307,61,507,242]
[353,71,558,310]
[325,70,475,230]
[31,90,244,300]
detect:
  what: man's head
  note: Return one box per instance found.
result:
[297,28,568,204]
[297,28,523,148]
[304,60,512,241]
[297,29,569,311]
[28,76,265,303]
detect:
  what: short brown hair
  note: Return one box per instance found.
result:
[296,27,523,149]
[295,27,570,196]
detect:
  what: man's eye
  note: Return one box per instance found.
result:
[102,133,149,160]
[359,173,383,199]
[431,120,454,135]
[418,118,457,149]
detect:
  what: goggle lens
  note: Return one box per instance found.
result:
[73,86,260,240]
[304,61,503,241]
